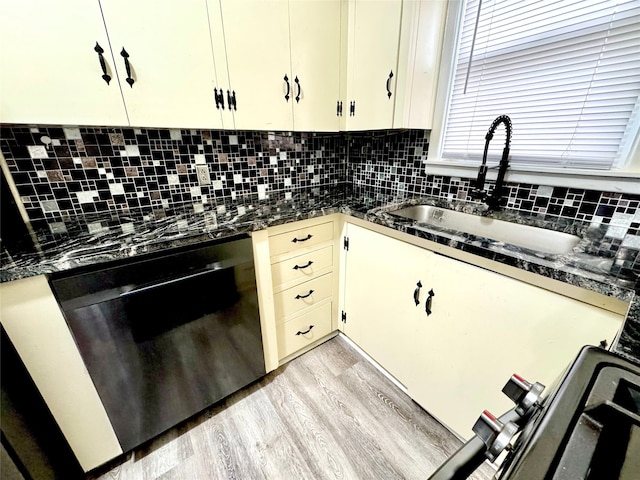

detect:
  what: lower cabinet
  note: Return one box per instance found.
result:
[262,215,341,365]
[342,222,625,439]
[0,276,122,472]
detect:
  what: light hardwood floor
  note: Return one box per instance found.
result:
[87,335,495,480]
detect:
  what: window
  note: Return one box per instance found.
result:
[440,0,640,170]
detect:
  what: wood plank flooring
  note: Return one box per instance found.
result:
[87,335,495,480]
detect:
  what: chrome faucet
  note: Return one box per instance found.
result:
[471,115,512,211]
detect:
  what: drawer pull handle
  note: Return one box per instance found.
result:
[425,289,435,316]
[291,234,312,243]
[295,290,314,300]
[296,325,314,336]
[293,261,314,270]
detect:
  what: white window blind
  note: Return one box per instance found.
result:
[442,0,640,169]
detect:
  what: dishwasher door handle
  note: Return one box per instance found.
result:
[119,268,219,297]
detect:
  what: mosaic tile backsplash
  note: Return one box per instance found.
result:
[346,129,640,281]
[1,125,345,230]
[1,125,639,281]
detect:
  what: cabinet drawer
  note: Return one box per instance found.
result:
[277,302,332,359]
[274,273,333,320]
[271,245,333,289]
[269,221,334,257]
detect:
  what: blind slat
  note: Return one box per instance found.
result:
[442,0,640,170]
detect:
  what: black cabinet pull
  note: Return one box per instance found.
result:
[284,74,290,102]
[94,42,111,85]
[291,234,312,243]
[296,325,314,336]
[414,280,422,306]
[295,290,314,300]
[228,90,237,111]
[337,100,343,116]
[293,260,313,270]
[120,48,134,88]
[425,289,435,316]
[350,101,355,116]
[386,70,394,99]
[214,88,225,109]
[294,76,301,103]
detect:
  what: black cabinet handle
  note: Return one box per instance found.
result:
[284,74,290,102]
[350,101,355,116]
[94,42,111,85]
[228,90,237,111]
[425,289,435,316]
[214,88,225,109]
[294,76,301,103]
[414,280,422,306]
[120,48,134,88]
[296,325,314,336]
[293,260,313,270]
[337,100,343,116]
[291,234,312,243]
[386,70,394,99]
[295,290,314,300]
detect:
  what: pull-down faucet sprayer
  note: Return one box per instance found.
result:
[471,115,512,211]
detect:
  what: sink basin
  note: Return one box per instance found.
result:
[389,205,580,255]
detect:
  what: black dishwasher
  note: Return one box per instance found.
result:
[50,235,265,452]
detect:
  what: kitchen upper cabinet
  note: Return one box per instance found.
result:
[218,0,342,132]
[289,0,342,131]
[0,0,128,126]
[217,0,292,131]
[344,0,403,131]
[100,0,225,129]
[393,0,447,129]
[341,223,624,440]
[0,0,227,129]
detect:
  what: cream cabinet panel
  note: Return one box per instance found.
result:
[277,302,333,359]
[0,0,128,126]
[289,0,342,131]
[341,223,624,441]
[100,0,224,129]
[393,0,447,129]
[268,220,334,257]
[345,0,403,131]
[274,272,334,319]
[342,223,431,386]
[219,0,293,131]
[0,276,122,471]
[406,253,624,440]
[271,245,333,290]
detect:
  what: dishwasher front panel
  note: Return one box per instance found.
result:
[51,236,265,452]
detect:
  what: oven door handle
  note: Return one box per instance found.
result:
[120,268,221,297]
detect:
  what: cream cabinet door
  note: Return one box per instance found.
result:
[289,0,342,132]
[342,223,432,386]
[345,0,403,131]
[0,0,128,126]
[393,0,447,129]
[219,0,293,131]
[100,0,224,129]
[406,252,624,440]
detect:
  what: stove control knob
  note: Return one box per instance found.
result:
[502,374,545,416]
[472,410,519,462]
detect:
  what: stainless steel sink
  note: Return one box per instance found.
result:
[389,205,580,255]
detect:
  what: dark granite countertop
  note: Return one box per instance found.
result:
[2,184,638,361]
